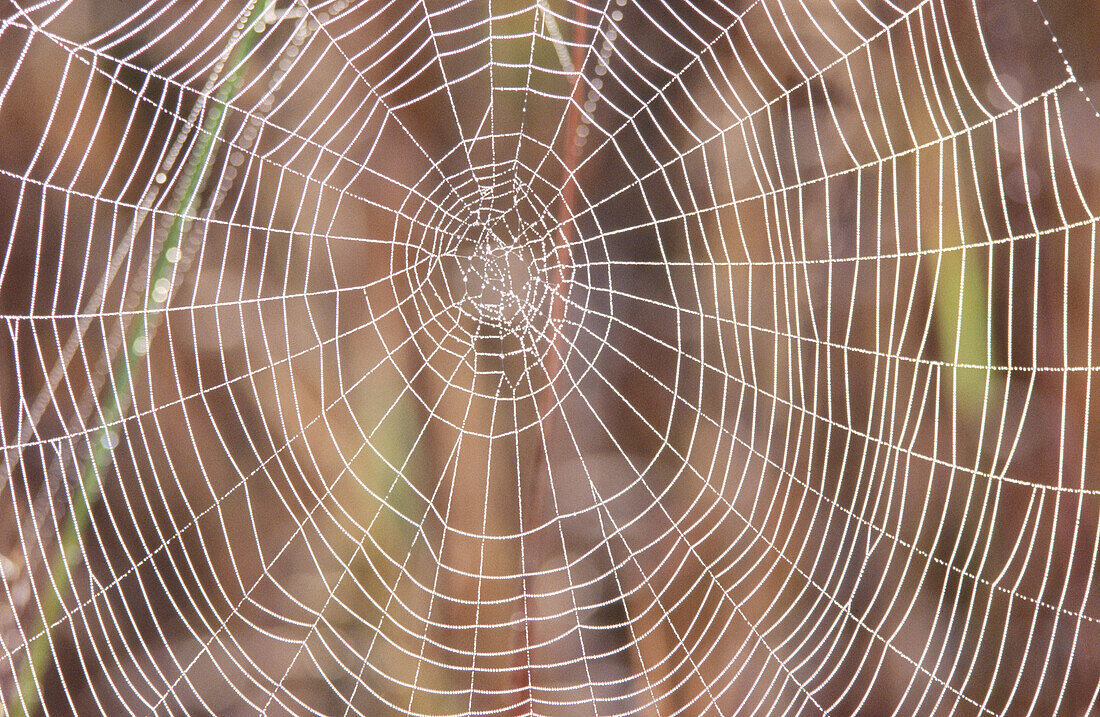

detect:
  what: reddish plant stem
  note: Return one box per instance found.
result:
[542,7,588,408]
[513,6,590,715]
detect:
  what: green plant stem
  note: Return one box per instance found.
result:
[9,3,272,714]
[933,240,1000,409]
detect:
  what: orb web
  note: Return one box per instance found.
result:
[1,0,1100,715]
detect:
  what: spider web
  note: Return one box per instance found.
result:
[1,0,1100,714]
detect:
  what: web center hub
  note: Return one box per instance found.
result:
[456,234,545,332]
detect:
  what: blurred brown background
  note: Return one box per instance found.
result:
[2,0,1100,714]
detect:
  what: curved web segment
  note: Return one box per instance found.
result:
[1,0,1100,714]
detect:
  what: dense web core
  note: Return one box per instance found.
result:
[2,0,1100,714]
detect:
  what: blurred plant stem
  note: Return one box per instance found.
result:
[508,3,591,714]
[933,239,1001,409]
[8,2,273,714]
[925,149,1007,423]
